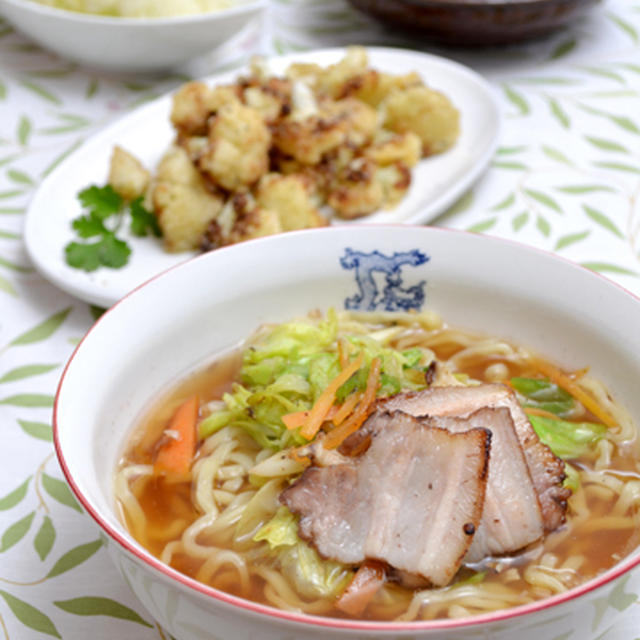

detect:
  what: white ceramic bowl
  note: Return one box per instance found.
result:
[54,226,640,640]
[0,0,266,72]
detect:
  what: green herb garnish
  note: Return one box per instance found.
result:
[64,184,161,272]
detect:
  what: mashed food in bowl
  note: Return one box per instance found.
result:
[29,0,232,17]
[115,309,640,621]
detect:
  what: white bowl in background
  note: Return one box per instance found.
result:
[0,0,266,72]
[54,225,640,639]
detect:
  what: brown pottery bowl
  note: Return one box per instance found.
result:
[346,0,600,45]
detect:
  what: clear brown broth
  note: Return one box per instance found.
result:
[119,338,640,620]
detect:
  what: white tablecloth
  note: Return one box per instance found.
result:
[1,1,640,637]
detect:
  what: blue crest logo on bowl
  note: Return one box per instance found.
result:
[340,248,429,312]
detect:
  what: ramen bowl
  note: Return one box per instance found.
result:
[0,0,266,72]
[54,225,640,639]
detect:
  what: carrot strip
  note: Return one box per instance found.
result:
[529,357,617,430]
[524,407,563,420]
[326,405,339,421]
[154,395,199,475]
[299,353,364,441]
[338,338,349,369]
[282,410,309,430]
[570,367,589,380]
[332,391,363,427]
[283,406,342,430]
[335,561,386,617]
[323,358,381,450]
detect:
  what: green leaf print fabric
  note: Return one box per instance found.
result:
[1,1,640,638]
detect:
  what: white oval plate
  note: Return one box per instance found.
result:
[24,46,501,308]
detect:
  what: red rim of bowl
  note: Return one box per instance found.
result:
[53,225,640,632]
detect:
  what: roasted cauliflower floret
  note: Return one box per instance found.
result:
[327,156,412,218]
[200,193,282,250]
[170,82,213,135]
[328,157,385,219]
[377,163,412,208]
[365,131,421,167]
[170,82,240,135]
[179,135,209,164]
[242,75,293,123]
[382,86,460,156]
[340,69,422,107]
[199,101,271,191]
[256,173,327,231]
[323,98,378,148]
[273,93,376,165]
[226,206,282,245]
[273,114,348,165]
[108,145,150,201]
[313,46,369,99]
[243,86,284,123]
[171,83,241,136]
[151,146,224,252]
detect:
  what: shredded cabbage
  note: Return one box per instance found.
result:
[512,376,606,469]
[253,506,299,549]
[511,377,575,417]
[199,310,432,449]
[528,414,607,460]
[254,507,352,599]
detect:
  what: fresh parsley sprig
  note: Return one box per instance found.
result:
[64,184,161,272]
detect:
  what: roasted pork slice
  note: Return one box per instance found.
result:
[281,410,491,587]
[380,384,570,532]
[423,407,544,562]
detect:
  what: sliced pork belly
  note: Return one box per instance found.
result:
[281,411,491,587]
[423,407,544,562]
[380,384,570,532]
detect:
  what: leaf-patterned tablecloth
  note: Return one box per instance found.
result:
[1,0,640,637]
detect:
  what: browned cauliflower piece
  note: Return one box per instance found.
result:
[339,69,422,107]
[268,151,333,204]
[382,85,460,156]
[226,206,281,245]
[151,146,224,252]
[256,173,327,231]
[200,193,282,250]
[170,82,213,135]
[273,114,348,166]
[285,61,323,84]
[179,135,209,164]
[322,98,378,148]
[327,157,384,219]
[365,130,421,167]
[170,82,240,136]
[376,163,412,208]
[307,46,369,99]
[241,75,293,123]
[199,101,271,191]
[243,86,285,123]
[273,90,376,165]
[108,145,150,201]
